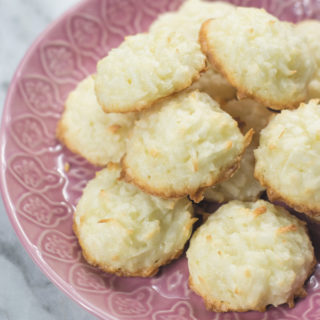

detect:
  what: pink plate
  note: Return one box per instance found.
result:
[2,0,320,319]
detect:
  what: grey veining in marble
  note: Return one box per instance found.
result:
[0,0,96,319]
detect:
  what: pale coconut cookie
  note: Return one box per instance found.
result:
[204,99,272,202]
[150,0,235,38]
[122,90,252,202]
[255,99,320,218]
[178,0,234,20]
[57,76,137,166]
[190,66,236,104]
[73,163,196,277]
[150,0,236,104]
[204,145,264,202]
[187,200,315,312]
[296,20,320,100]
[200,7,315,110]
[95,26,206,114]
[221,99,273,146]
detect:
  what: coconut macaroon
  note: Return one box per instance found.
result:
[200,7,315,110]
[204,99,271,202]
[190,66,236,104]
[57,76,137,166]
[149,0,235,104]
[73,163,195,277]
[221,99,273,146]
[122,90,252,202]
[255,99,320,218]
[296,20,320,100]
[178,0,234,19]
[187,200,315,312]
[95,26,206,114]
[150,0,234,38]
[204,146,264,202]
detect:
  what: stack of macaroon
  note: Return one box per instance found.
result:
[57,0,320,313]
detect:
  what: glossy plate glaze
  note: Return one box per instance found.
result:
[1,0,320,319]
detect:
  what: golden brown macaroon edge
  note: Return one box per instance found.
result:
[121,127,253,203]
[199,18,308,111]
[187,203,316,312]
[72,163,198,277]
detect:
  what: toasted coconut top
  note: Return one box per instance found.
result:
[150,0,235,105]
[296,20,320,100]
[150,0,234,38]
[200,7,315,109]
[255,99,320,216]
[221,98,273,145]
[179,0,234,16]
[296,20,320,69]
[190,66,236,104]
[123,90,251,201]
[204,98,271,202]
[95,27,206,113]
[187,200,314,312]
[204,146,264,202]
[74,164,194,276]
[57,75,137,166]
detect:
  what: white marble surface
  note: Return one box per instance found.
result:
[0,0,96,319]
